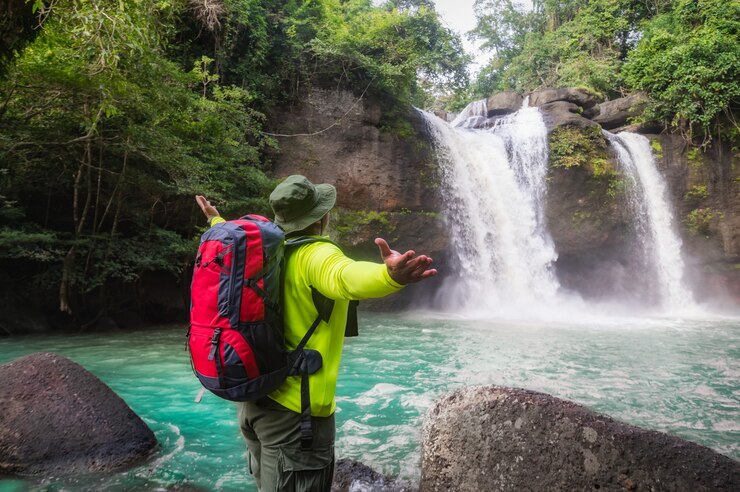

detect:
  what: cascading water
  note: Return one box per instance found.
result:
[606,131,696,310]
[449,99,488,128]
[422,100,560,315]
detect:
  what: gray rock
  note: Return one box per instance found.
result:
[332,458,416,492]
[432,110,448,122]
[592,93,648,129]
[0,352,157,475]
[486,92,523,116]
[582,104,600,119]
[528,88,602,109]
[420,386,740,492]
[539,101,600,131]
[269,89,447,309]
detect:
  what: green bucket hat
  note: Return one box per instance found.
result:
[269,175,336,234]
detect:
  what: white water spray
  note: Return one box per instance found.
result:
[449,99,488,128]
[606,132,695,310]
[422,101,560,315]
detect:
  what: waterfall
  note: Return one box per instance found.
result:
[449,99,488,128]
[421,102,560,314]
[606,132,695,310]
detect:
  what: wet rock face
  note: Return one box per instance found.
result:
[592,93,649,130]
[528,87,602,110]
[270,89,439,213]
[538,100,599,131]
[486,91,523,116]
[0,352,157,475]
[420,386,740,492]
[269,88,448,309]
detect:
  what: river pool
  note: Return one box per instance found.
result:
[0,312,738,491]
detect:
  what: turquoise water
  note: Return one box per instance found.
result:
[0,312,739,491]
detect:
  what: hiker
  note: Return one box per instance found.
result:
[195,175,436,492]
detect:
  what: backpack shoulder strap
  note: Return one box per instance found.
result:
[285,236,338,249]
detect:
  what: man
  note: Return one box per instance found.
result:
[195,175,436,491]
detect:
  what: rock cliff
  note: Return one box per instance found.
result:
[267,87,738,307]
[268,89,447,308]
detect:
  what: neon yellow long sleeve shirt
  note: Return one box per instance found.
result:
[271,237,404,416]
[208,217,403,416]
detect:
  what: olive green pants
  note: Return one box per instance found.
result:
[237,398,335,492]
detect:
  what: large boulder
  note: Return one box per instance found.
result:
[592,93,648,129]
[538,101,600,132]
[540,101,599,132]
[0,352,157,475]
[331,458,415,492]
[421,386,740,491]
[486,91,523,116]
[528,88,602,110]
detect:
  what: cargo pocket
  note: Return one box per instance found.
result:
[275,445,334,492]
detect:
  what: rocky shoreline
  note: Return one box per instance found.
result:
[2,352,738,491]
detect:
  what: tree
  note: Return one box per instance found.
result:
[623,0,740,143]
[0,0,274,321]
[0,0,468,326]
[469,0,667,97]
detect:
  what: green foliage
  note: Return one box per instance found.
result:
[606,178,625,198]
[684,185,709,206]
[331,208,396,245]
[173,0,468,112]
[650,138,663,161]
[0,0,40,75]
[333,210,392,235]
[0,0,274,318]
[687,147,705,167]
[0,227,62,263]
[623,0,740,143]
[549,125,611,176]
[470,0,663,97]
[469,0,736,142]
[308,1,469,107]
[0,0,465,322]
[684,207,719,236]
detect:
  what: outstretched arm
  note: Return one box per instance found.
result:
[195,195,221,224]
[374,238,437,285]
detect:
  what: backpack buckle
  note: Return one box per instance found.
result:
[208,328,221,361]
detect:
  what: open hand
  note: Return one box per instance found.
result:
[375,238,437,285]
[195,195,220,222]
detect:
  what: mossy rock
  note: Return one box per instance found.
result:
[549,125,614,178]
[546,125,629,254]
[650,138,663,161]
[329,207,447,263]
[684,207,723,237]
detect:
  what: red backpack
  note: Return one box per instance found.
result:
[187,215,358,448]
[187,215,324,402]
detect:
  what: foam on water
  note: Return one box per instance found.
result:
[0,317,738,490]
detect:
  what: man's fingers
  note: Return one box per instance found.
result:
[375,238,393,259]
[196,195,210,210]
[403,255,428,271]
[412,257,433,274]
